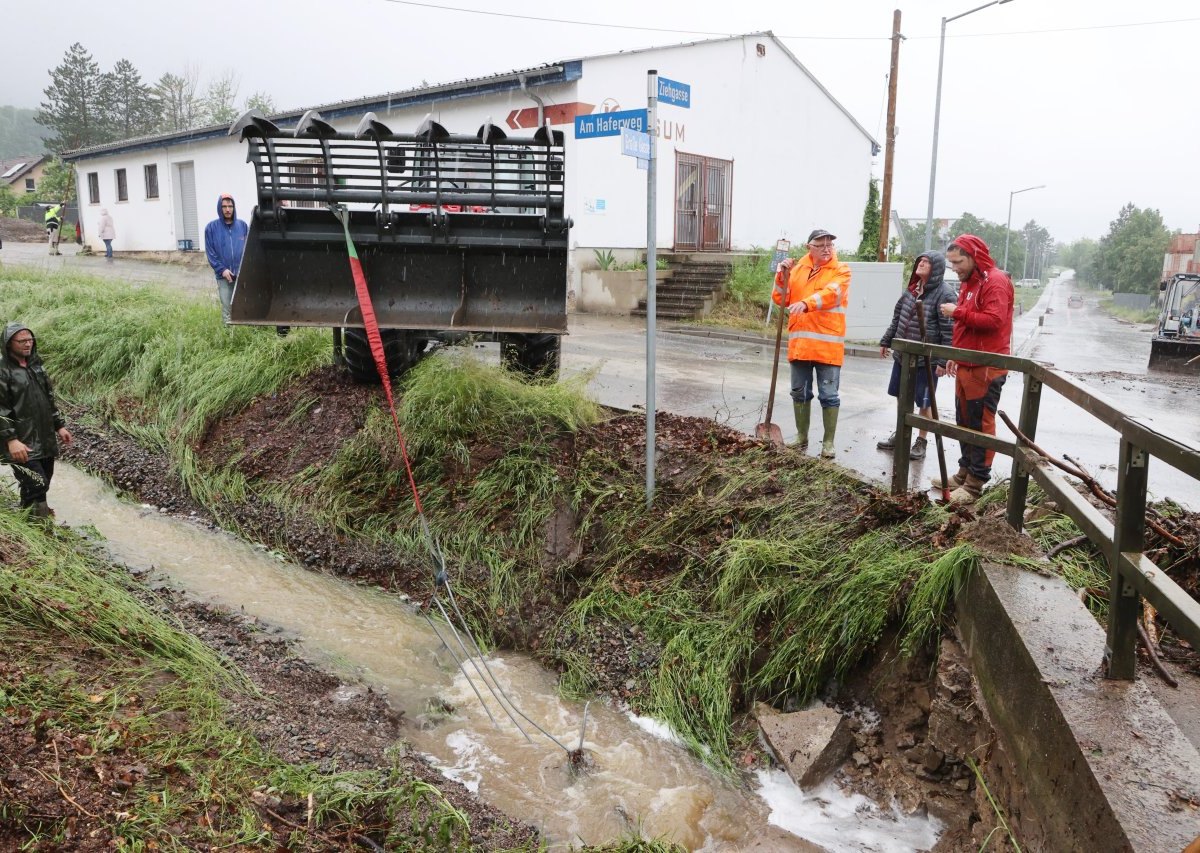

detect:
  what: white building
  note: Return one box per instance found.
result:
[65,32,877,288]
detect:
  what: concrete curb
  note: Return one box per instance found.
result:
[957,561,1200,851]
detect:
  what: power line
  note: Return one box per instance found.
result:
[378,1,1200,42]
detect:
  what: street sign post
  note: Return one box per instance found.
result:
[645,71,659,506]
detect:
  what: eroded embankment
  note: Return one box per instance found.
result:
[2,267,1051,849]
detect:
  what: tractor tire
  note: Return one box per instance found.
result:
[500,333,562,381]
[342,328,427,383]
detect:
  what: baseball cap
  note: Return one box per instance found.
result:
[807,229,837,242]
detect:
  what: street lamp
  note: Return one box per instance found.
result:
[923,0,1015,252]
[1003,183,1045,274]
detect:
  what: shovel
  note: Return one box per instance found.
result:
[755,268,788,446]
[916,301,952,502]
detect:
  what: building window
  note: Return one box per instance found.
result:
[143,164,159,199]
[115,168,128,202]
[24,177,35,192]
[87,172,100,204]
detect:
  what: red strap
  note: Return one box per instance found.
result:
[341,229,425,516]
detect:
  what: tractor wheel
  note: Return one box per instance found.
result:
[342,328,427,383]
[500,333,561,381]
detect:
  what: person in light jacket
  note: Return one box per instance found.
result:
[97,208,116,259]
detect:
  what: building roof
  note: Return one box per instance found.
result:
[63,31,876,162]
[0,155,47,185]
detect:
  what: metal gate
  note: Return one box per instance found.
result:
[673,152,732,251]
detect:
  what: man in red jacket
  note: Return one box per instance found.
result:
[937,234,1014,503]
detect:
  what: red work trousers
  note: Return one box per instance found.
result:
[954,365,1007,481]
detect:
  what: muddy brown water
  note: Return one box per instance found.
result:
[30,462,944,852]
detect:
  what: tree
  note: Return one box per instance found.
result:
[35,157,76,203]
[1096,204,1170,293]
[855,178,881,261]
[155,68,202,132]
[36,43,111,152]
[101,59,160,140]
[245,91,276,116]
[203,70,241,126]
[0,185,18,217]
[1060,238,1099,285]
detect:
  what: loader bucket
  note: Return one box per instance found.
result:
[228,110,570,336]
[1148,337,1200,373]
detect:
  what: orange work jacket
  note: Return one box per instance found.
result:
[772,252,852,366]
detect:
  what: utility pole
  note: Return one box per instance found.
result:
[877,9,902,261]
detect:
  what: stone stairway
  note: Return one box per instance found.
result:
[631,254,733,320]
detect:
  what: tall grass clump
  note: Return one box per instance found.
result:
[0,268,329,449]
[559,455,979,771]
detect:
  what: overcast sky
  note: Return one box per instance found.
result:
[5,0,1199,243]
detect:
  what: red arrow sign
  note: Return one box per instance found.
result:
[506,102,594,130]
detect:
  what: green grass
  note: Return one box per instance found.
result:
[2,265,983,776]
[0,506,495,850]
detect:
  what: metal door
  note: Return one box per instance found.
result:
[176,162,199,244]
[673,152,732,251]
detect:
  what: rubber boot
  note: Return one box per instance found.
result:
[792,402,811,450]
[820,407,839,459]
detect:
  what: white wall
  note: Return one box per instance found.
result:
[74,136,256,256]
[571,36,874,253]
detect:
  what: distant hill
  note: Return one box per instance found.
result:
[0,106,49,159]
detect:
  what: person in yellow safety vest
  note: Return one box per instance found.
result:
[44,202,64,255]
[772,229,852,458]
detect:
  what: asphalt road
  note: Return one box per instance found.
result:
[4,243,1197,507]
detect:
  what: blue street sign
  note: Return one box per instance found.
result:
[620,127,652,159]
[575,108,649,139]
[657,77,691,108]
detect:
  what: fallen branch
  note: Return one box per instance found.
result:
[253,794,385,852]
[1077,587,1178,688]
[33,767,98,818]
[999,411,1185,546]
[1047,534,1089,558]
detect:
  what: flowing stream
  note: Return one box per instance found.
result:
[32,462,943,851]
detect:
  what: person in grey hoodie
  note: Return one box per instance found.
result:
[875,252,956,460]
[0,323,72,518]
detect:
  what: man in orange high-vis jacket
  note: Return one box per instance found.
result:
[773,229,852,458]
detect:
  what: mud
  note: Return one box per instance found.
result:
[43,361,1200,850]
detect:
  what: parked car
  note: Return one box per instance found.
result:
[1015,278,1041,288]
[1068,294,1085,308]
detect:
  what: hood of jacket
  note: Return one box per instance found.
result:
[215,193,237,222]
[950,234,997,284]
[2,322,35,365]
[908,251,946,296]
